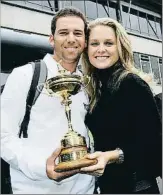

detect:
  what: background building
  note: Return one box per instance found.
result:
[1,0,162,92]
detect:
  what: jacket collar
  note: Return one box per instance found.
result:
[95,60,124,88]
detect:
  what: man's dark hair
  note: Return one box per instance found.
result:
[51,7,88,38]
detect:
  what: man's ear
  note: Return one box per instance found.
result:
[49,34,55,47]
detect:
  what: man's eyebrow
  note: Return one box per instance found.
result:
[74,29,83,32]
[58,29,68,32]
[57,29,84,32]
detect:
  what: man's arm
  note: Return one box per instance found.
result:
[1,65,80,181]
[1,65,48,180]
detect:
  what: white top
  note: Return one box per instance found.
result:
[1,54,95,194]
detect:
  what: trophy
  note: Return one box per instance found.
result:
[44,70,97,172]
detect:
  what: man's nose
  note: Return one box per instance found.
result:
[67,32,76,43]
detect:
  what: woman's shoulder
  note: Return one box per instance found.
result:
[122,72,149,87]
[120,72,152,94]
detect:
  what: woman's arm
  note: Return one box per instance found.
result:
[80,149,121,176]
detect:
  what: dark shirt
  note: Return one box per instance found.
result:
[155,93,162,118]
[85,64,161,193]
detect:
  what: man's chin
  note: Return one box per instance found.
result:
[64,58,79,63]
[63,56,80,63]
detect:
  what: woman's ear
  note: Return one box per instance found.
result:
[49,34,55,47]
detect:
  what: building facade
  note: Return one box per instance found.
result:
[1,0,162,91]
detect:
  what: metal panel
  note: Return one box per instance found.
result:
[1,28,53,71]
[1,28,52,50]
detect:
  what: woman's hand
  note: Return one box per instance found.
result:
[80,150,119,177]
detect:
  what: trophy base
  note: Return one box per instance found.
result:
[54,158,97,172]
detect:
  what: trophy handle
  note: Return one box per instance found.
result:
[37,83,54,96]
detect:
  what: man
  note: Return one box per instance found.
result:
[1,7,95,194]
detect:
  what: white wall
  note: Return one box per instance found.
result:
[1,3,52,35]
[129,34,162,57]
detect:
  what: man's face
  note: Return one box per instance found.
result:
[49,16,86,64]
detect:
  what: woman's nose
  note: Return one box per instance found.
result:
[97,44,107,53]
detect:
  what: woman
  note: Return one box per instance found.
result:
[81,18,161,194]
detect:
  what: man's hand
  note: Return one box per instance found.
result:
[46,148,79,182]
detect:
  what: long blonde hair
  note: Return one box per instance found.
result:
[82,18,152,112]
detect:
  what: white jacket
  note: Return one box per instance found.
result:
[1,54,95,194]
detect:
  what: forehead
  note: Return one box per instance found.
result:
[89,25,116,40]
[56,16,85,31]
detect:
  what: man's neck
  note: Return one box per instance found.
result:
[60,62,77,73]
[53,56,78,73]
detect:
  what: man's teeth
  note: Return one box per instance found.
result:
[65,47,77,49]
[96,56,108,60]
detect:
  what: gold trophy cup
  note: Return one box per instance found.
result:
[44,74,97,172]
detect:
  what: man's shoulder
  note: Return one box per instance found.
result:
[7,63,34,84]
[13,63,33,74]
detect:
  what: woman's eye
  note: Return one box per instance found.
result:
[90,42,99,46]
[105,42,113,46]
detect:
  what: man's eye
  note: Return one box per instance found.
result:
[90,42,99,46]
[74,32,83,36]
[59,32,67,35]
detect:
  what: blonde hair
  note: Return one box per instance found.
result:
[82,18,153,112]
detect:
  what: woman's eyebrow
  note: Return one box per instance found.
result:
[89,39,99,42]
[89,38,113,42]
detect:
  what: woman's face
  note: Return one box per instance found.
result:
[88,25,119,69]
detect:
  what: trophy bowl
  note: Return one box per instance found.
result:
[45,74,83,96]
[45,74,97,172]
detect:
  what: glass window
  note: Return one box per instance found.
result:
[159,58,162,79]
[140,55,151,73]
[97,0,109,18]
[60,0,72,7]
[71,1,85,15]
[26,1,43,10]
[109,1,117,20]
[156,17,162,39]
[122,6,131,30]
[150,56,161,84]
[139,11,148,35]
[85,0,98,20]
[41,1,55,11]
[3,0,26,5]
[147,15,158,38]
[133,52,141,70]
[130,8,140,32]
